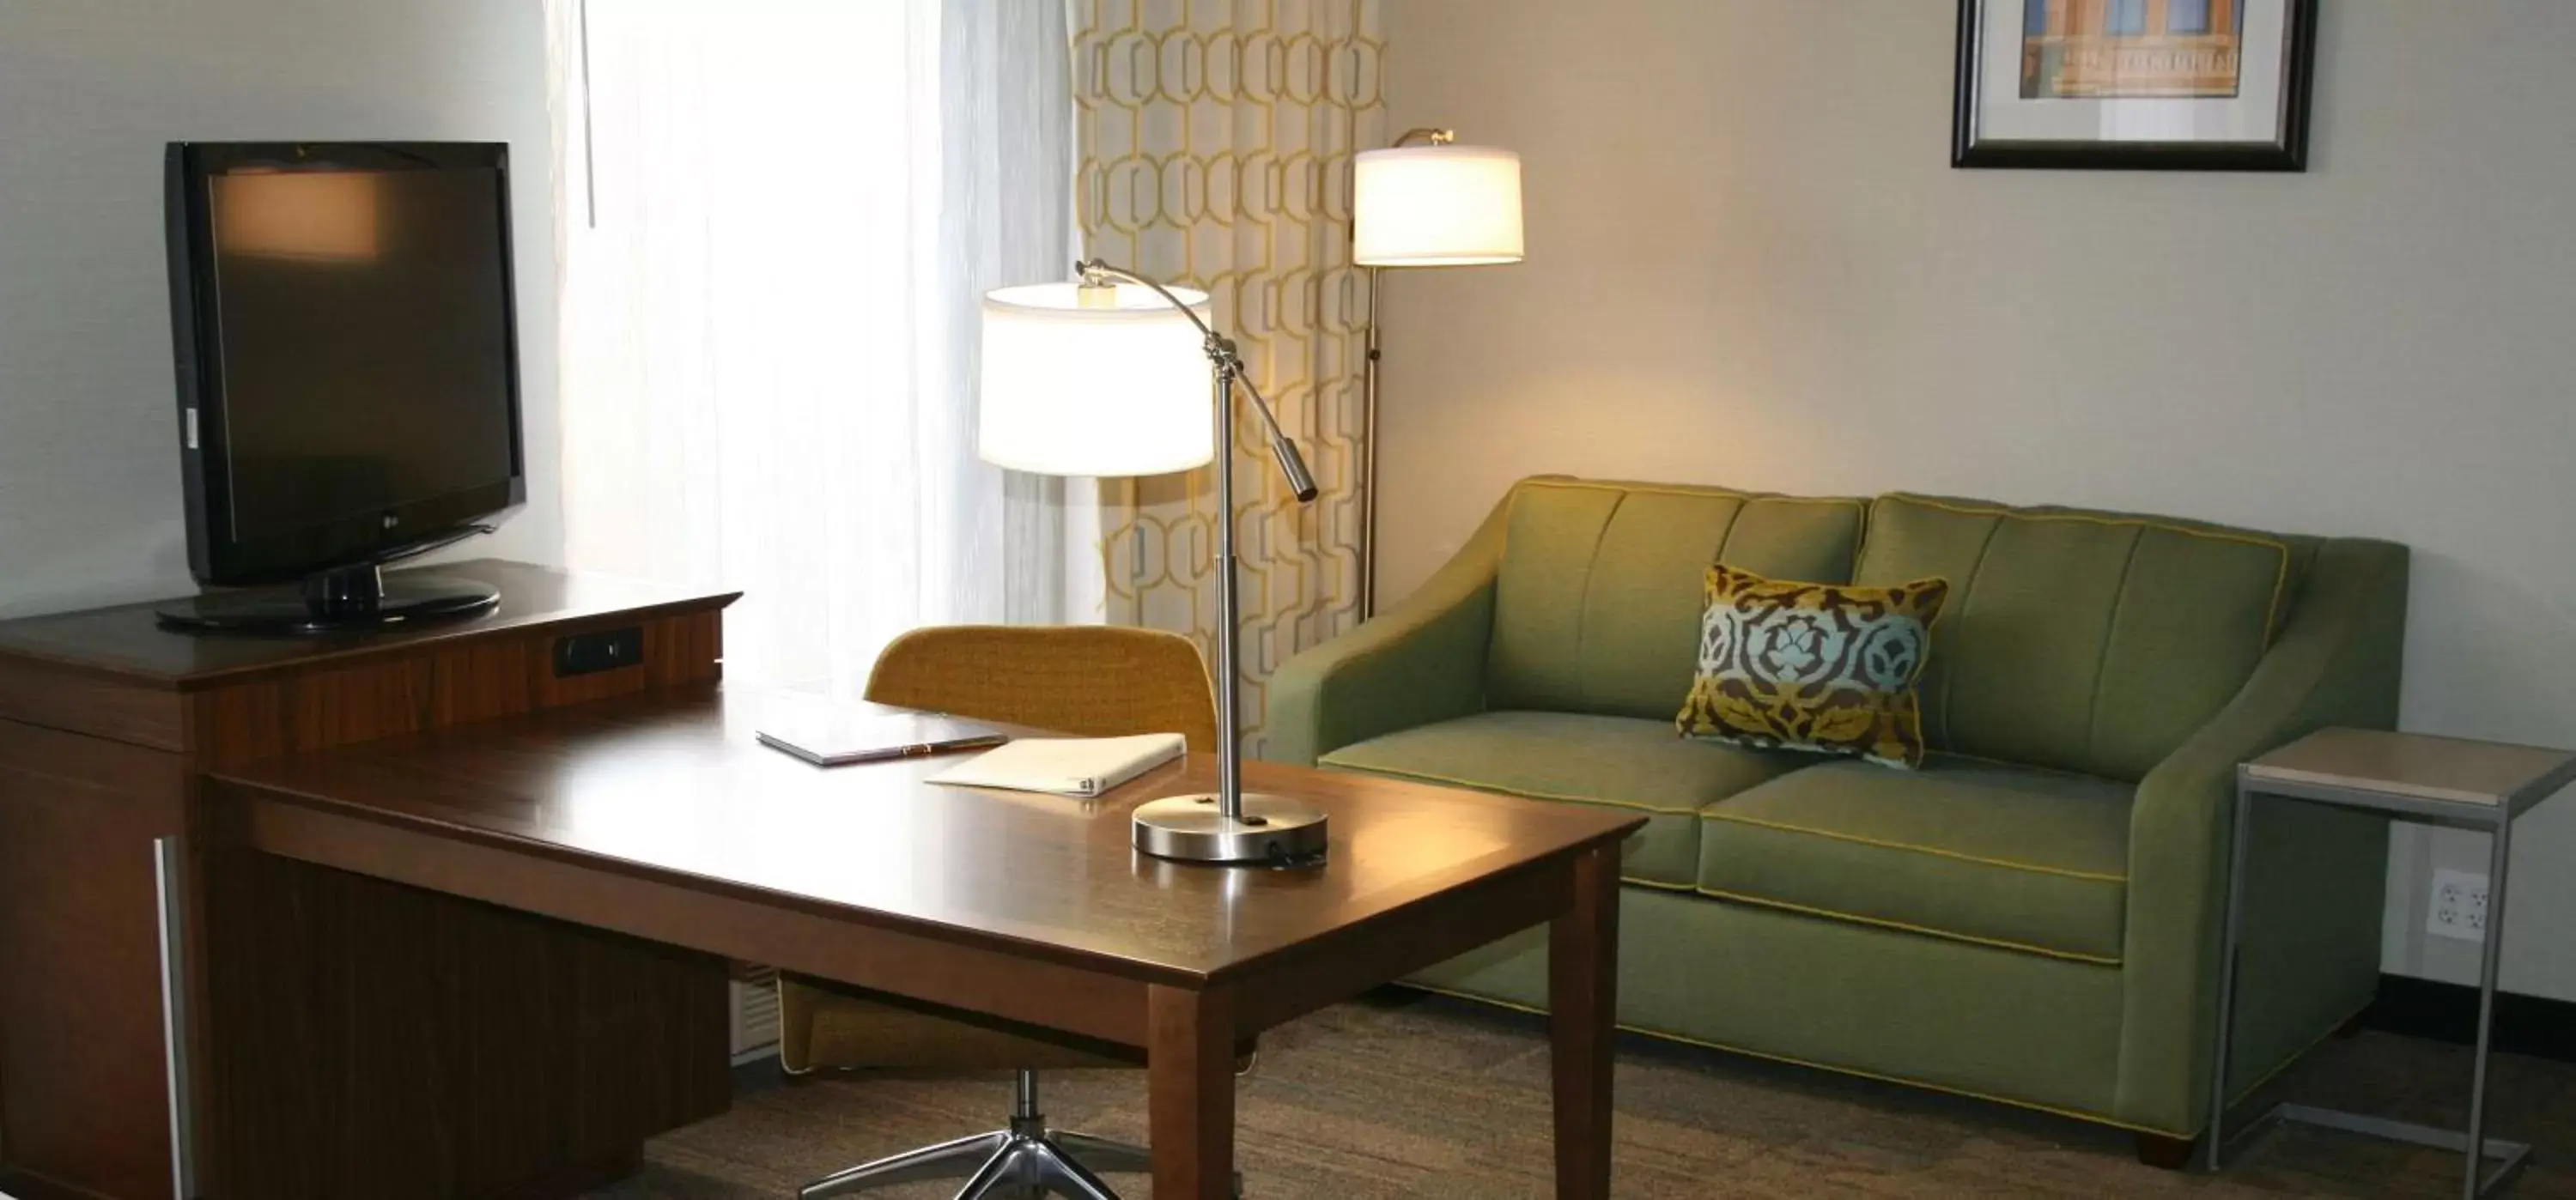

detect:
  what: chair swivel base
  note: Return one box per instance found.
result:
[799,1122,1128,1200]
[797,1070,1242,1200]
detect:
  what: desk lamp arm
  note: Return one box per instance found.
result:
[1073,258,1318,504]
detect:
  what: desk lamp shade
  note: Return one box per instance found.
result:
[979,282,1217,478]
[1352,145,1524,267]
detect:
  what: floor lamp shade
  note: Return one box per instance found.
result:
[978,282,1217,478]
[1352,145,1524,266]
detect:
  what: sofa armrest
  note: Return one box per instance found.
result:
[1263,498,1509,767]
[2112,538,2409,1135]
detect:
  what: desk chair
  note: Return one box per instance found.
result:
[788,624,1223,1200]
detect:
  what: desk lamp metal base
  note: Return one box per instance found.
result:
[1133,793,1330,864]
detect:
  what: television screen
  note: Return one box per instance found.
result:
[167,142,525,586]
[209,166,516,539]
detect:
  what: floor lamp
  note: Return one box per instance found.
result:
[1352,128,1525,616]
[979,261,1332,866]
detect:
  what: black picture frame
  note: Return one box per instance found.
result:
[1953,0,2318,172]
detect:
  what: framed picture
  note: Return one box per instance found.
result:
[1953,0,2318,171]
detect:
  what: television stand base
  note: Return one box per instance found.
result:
[156,564,500,634]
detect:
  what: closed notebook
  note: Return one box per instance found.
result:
[927,733,1187,797]
[754,697,1010,767]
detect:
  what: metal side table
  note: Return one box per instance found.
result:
[2209,727,2576,1199]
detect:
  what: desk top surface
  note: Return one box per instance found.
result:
[210,686,1642,986]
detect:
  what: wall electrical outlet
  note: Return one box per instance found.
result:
[2427,868,2491,942]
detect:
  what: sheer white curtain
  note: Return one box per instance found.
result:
[548,0,1093,694]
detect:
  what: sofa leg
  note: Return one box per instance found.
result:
[2134,1131,2196,1169]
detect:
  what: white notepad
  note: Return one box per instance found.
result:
[927,733,1188,797]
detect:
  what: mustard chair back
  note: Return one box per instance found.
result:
[779,623,1219,1075]
[864,624,1218,752]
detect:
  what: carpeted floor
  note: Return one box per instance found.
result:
[591,990,2576,1197]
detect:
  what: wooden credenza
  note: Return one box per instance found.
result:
[0,560,739,1200]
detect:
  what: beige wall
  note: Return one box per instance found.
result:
[0,0,562,618]
[1382,0,2576,999]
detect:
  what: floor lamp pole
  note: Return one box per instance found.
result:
[1352,126,1458,622]
[1358,264,1384,620]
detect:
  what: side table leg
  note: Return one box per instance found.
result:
[2463,816,2513,1200]
[2206,782,2257,1172]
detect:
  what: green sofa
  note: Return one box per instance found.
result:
[1267,476,2409,1153]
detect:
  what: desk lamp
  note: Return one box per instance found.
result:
[1352,128,1523,615]
[980,260,1329,865]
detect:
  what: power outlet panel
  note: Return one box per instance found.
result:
[554,625,644,678]
[2427,868,2490,942]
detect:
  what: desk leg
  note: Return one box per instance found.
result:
[1148,983,1236,1200]
[1551,844,1619,1200]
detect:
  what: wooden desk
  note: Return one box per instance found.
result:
[207,687,1643,1199]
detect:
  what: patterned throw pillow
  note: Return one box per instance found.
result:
[1677,565,1949,769]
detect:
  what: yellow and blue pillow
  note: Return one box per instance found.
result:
[1677,564,1947,769]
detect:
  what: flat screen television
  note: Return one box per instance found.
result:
[157,141,526,633]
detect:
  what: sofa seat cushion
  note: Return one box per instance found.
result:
[1321,710,1804,887]
[1696,757,2133,962]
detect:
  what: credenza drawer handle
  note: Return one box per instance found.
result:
[154,837,201,1200]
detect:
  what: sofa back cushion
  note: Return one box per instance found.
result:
[1854,494,2294,781]
[1488,477,1866,718]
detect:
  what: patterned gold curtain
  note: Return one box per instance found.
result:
[1073,0,1383,755]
